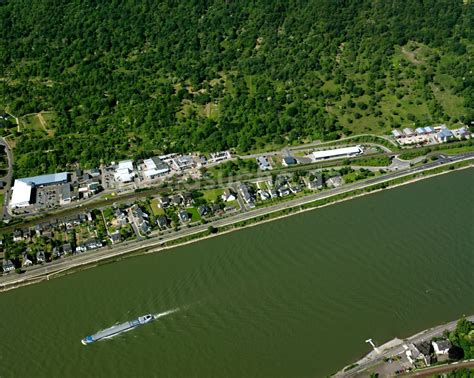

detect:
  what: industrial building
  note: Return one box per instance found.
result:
[114,160,135,182]
[10,172,69,209]
[311,145,363,161]
[142,157,170,179]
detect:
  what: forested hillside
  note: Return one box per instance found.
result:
[1,0,473,175]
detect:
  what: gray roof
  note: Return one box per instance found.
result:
[434,339,451,350]
[18,172,69,186]
[283,156,296,165]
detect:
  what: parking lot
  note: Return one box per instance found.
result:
[35,185,60,209]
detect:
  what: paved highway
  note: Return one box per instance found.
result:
[1,153,473,291]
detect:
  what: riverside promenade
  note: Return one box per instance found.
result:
[337,315,474,377]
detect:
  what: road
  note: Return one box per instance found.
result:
[405,360,474,376]
[0,137,13,222]
[1,153,472,291]
[339,314,474,376]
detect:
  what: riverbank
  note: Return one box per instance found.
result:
[337,315,474,377]
[1,158,473,293]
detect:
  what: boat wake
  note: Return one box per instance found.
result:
[154,308,179,319]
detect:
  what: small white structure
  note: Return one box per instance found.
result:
[114,160,135,182]
[326,176,344,188]
[221,189,236,202]
[432,340,451,355]
[311,145,363,161]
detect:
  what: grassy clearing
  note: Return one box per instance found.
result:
[150,198,165,216]
[438,145,474,155]
[187,207,201,222]
[102,192,117,200]
[202,188,224,202]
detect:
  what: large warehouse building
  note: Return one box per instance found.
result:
[9,172,69,209]
[311,145,363,161]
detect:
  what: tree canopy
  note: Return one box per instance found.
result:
[0,0,472,176]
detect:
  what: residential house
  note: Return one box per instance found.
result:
[327,176,344,188]
[290,186,301,194]
[282,156,297,167]
[432,340,451,355]
[258,190,271,201]
[109,231,122,244]
[160,196,171,208]
[277,187,291,196]
[85,238,102,250]
[2,259,15,273]
[238,183,255,205]
[36,251,46,264]
[13,229,23,242]
[198,205,210,217]
[182,192,194,206]
[221,189,236,202]
[269,189,278,199]
[405,343,430,366]
[156,216,168,229]
[75,244,87,253]
[178,210,190,223]
[62,243,72,255]
[52,247,63,259]
[22,252,33,267]
[114,208,128,225]
[437,127,454,143]
[307,176,323,190]
[171,194,183,206]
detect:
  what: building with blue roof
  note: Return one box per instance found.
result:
[10,172,69,209]
[437,128,454,143]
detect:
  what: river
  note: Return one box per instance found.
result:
[0,169,473,377]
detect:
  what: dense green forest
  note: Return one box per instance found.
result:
[0,0,473,176]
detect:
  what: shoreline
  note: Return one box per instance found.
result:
[337,314,474,376]
[1,162,473,293]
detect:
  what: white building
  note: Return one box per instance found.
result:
[142,157,170,179]
[10,172,69,209]
[114,160,135,182]
[311,145,363,161]
[432,340,451,355]
[10,180,33,208]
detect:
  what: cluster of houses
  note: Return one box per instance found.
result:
[392,125,471,146]
[113,151,232,184]
[404,339,452,368]
[236,172,342,209]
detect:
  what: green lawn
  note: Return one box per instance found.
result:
[150,198,165,216]
[439,145,474,155]
[202,188,224,202]
[224,200,239,210]
[187,207,201,222]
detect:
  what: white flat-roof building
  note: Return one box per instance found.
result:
[114,160,135,182]
[311,145,363,161]
[9,172,69,209]
[143,157,170,179]
[10,180,33,208]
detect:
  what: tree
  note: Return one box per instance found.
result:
[448,345,464,361]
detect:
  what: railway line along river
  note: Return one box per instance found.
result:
[0,168,473,377]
